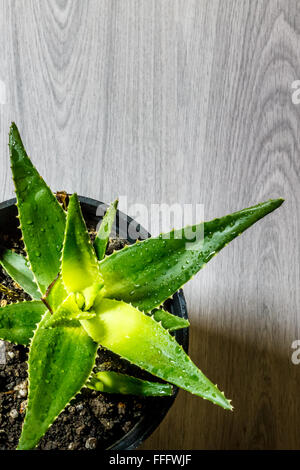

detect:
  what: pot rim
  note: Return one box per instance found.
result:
[0,195,189,451]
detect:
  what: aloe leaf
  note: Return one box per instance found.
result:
[0,301,46,346]
[17,312,98,450]
[0,248,40,300]
[151,309,189,331]
[9,123,66,294]
[81,298,231,409]
[94,200,118,260]
[99,199,283,312]
[62,194,103,310]
[87,371,173,396]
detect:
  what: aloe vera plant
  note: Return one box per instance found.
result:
[0,123,283,450]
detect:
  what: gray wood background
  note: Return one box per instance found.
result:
[0,0,299,450]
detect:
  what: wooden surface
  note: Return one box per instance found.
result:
[0,0,300,450]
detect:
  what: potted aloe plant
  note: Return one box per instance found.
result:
[0,123,283,450]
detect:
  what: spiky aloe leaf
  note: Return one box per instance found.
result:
[9,123,66,294]
[94,200,118,260]
[99,199,283,312]
[0,301,46,346]
[17,312,98,450]
[151,309,189,331]
[87,371,174,396]
[81,298,231,409]
[61,194,103,310]
[0,248,40,300]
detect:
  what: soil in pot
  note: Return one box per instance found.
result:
[0,227,164,450]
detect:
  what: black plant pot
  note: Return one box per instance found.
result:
[0,196,189,450]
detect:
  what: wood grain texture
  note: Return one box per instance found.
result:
[1,0,300,449]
